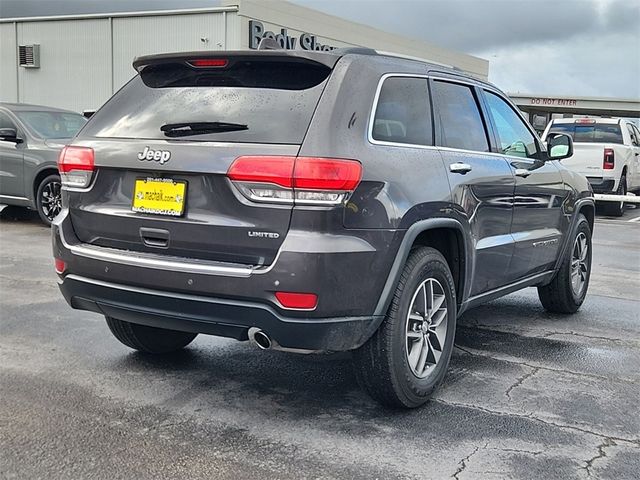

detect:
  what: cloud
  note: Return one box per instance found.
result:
[293,0,639,97]
[481,32,640,97]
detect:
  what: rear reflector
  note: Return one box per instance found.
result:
[54,258,66,274]
[603,148,615,170]
[275,292,318,310]
[187,59,228,68]
[227,156,362,205]
[58,146,95,188]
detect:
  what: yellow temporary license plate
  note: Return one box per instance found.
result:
[132,178,187,217]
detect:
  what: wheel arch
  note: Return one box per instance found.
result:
[373,218,471,318]
[551,197,595,274]
[32,166,60,206]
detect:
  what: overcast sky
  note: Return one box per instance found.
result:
[1,0,638,98]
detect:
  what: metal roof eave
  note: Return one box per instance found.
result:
[0,6,239,24]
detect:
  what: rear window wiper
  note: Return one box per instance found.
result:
[161,121,248,137]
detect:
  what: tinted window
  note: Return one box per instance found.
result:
[372,77,432,146]
[547,123,574,136]
[81,60,331,144]
[432,81,489,152]
[485,91,537,158]
[140,60,330,90]
[575,124,623,144]
[549,122,624,144]
[15,111,86,139]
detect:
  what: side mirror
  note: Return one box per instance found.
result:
[546,132,573,161]
[0,127,22,144]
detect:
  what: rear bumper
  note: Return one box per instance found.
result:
[587,177,616,194]
[59,274,381,351]
[53,208,396,351]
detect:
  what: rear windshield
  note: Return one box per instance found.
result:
[549,122,623,144]
[80,59,332,144]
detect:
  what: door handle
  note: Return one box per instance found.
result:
[514,168,531,178]
[449,162,472,174]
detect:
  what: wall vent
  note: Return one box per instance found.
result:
[18,44,40,68]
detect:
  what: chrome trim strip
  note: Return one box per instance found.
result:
[59,226,254,277]
[0,194,29,201]
[71,243,253,277]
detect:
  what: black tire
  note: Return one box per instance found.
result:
[602,174,626,217]
[353,247,457,408]
[36,174,62,226]
[537,214,592,314]
[106,317,197,354]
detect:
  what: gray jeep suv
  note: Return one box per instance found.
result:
[53,49,594,408]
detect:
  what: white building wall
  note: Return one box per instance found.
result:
[112,12,228,93]
[16,18,112,112]
[225,9,243,50]
[0,23,18,102]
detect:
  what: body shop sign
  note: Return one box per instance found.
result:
[249,20,337,51]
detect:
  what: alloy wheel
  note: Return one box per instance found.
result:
[405,278,448,378]
[570,232,589,297]
[41,179,62,221]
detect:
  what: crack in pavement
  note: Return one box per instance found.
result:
[451,443,487,480]
[504,366,540,400]
[487,447,543,456]
[468,325,631,345]
[453,345,638,386]
[582,438,616,477]
[432,399,640,447]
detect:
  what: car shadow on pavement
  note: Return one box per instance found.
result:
[0,205,43,225]
[106,333,475,422]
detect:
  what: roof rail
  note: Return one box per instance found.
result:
[331,47,379,56]
[374,50,455,70]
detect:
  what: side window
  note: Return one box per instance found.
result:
[372,76,432,146]
[484,91,538,159]
[626,124,639,146]
[0,112,17,130]
[431,81,489,152]
[633,125,640,146]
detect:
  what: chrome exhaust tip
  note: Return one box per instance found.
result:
[248,327,272,350]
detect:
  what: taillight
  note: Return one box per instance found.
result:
[227,156,362,205]
[603,148,615,170]
[54,258,66,274]
[58,146,95,188]
[275,291,318,310]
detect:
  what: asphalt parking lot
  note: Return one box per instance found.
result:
[1,205,639,480]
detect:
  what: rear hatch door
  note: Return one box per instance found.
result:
[68,53,335,267]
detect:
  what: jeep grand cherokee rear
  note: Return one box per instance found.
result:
[53,51,397,355]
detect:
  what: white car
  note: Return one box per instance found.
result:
[542,118,640,216]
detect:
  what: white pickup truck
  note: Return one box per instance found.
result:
[542,118,640,216]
